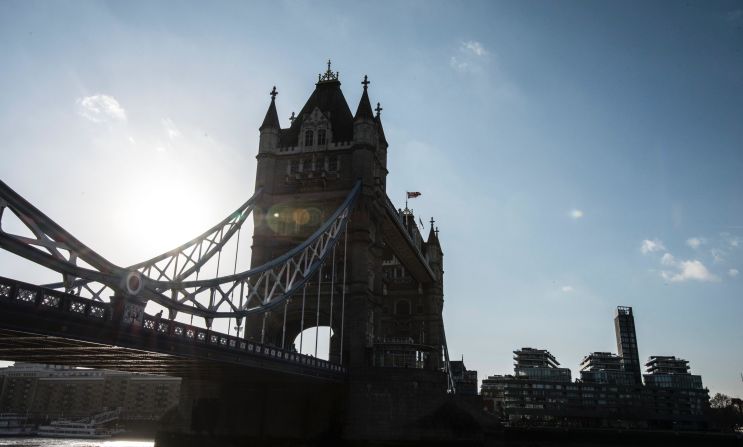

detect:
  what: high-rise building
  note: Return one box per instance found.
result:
[614,306,641,384]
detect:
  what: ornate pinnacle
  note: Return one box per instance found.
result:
[375,102,383,117]
[362,75,370,89]
[270,86,278,100]
[318,59,340,82]
[289,112,295,124]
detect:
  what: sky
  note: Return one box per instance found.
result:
[0,1,742,396]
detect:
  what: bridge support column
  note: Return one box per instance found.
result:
[110,294,147,327]
[156,374,344,447]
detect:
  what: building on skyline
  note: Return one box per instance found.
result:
[449,358,478,396]
[614,306,641,385]
[579,352,635,386]
[513,348,571,382]
[481,348,575,425]
[481,307,710,430]
[0,363,180,422]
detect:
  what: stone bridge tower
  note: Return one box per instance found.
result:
[244,63,447,383]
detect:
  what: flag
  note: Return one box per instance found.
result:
[407,191,421,199]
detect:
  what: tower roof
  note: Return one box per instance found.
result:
[259,86,280,131]
[279,62,354,146]
[427,218,441,249]
[375,111,388,147]
[354,75,375,121]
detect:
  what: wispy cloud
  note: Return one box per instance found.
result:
[449,56,470,72]
[661,259,718,283]
[729,268,739,278]
[641,238,665,254]
[686,237,705,249]
[76,94,127,123]
[561,285,574,293]
[450,40,489,73]
[710,248,726,263]
[162,118,181,140]
[463,40,487,57]
[570,209,584,219]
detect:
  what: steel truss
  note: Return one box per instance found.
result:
[0,180,360,320]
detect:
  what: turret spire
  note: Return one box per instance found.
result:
[259,86,280,131]
[354,75,374,121]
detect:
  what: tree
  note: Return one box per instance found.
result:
[706,393,743,432]
[710,393,732,409]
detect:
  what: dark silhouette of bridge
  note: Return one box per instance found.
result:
[0,63,490,445]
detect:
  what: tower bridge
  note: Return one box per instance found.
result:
[0,63,485,445]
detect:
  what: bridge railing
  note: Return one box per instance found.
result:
[0,276,110,321]
[139,314,345,373]
[0,276,345,375]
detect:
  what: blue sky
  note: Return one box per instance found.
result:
[1,1,742,396]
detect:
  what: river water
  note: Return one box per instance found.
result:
[0,440,153,447]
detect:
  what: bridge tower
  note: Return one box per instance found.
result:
[245,63,445,373]
[244,63,453,440]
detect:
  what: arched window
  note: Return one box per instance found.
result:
[317,129,326,145]
[304,130,314,146]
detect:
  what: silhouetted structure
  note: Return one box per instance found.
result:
[580,352,635,385]
[450,358,478,396]
[481,306,710,430]
[615,306,641,385]
[514,347,571,382]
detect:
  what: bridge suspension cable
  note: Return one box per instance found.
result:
[0,179,361,322]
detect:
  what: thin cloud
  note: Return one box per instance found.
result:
[463,40,487,57]
[641,239,665,254]
[686,237,704,249]
[162,118,181,140]
[450,40,489,73]
[561,285,574,293]
[570,209,584,219]
[449,56,470,72]
[661,253,676,266]
[76,94,127,123]
[710,248,725,264]
[729,268,739,278]
[661,259,718,283]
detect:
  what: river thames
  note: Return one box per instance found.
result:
[0,440,153,447]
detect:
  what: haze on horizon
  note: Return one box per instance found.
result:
[0,1,741,397]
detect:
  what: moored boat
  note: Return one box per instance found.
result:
[0,413,36,437]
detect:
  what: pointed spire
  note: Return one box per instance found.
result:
[375,102,388,147]
[427,217,441,248]
[354,75,374,121]
[259,86,280,131]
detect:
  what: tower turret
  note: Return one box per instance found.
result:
[353,75,378,147]
[258,86,280,153]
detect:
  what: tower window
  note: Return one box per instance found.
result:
[302,158,313,172]
[304,130,314,146]
[327,155,338,171]
[317,129,326,145]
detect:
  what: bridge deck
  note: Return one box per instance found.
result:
[0,277,345,382]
